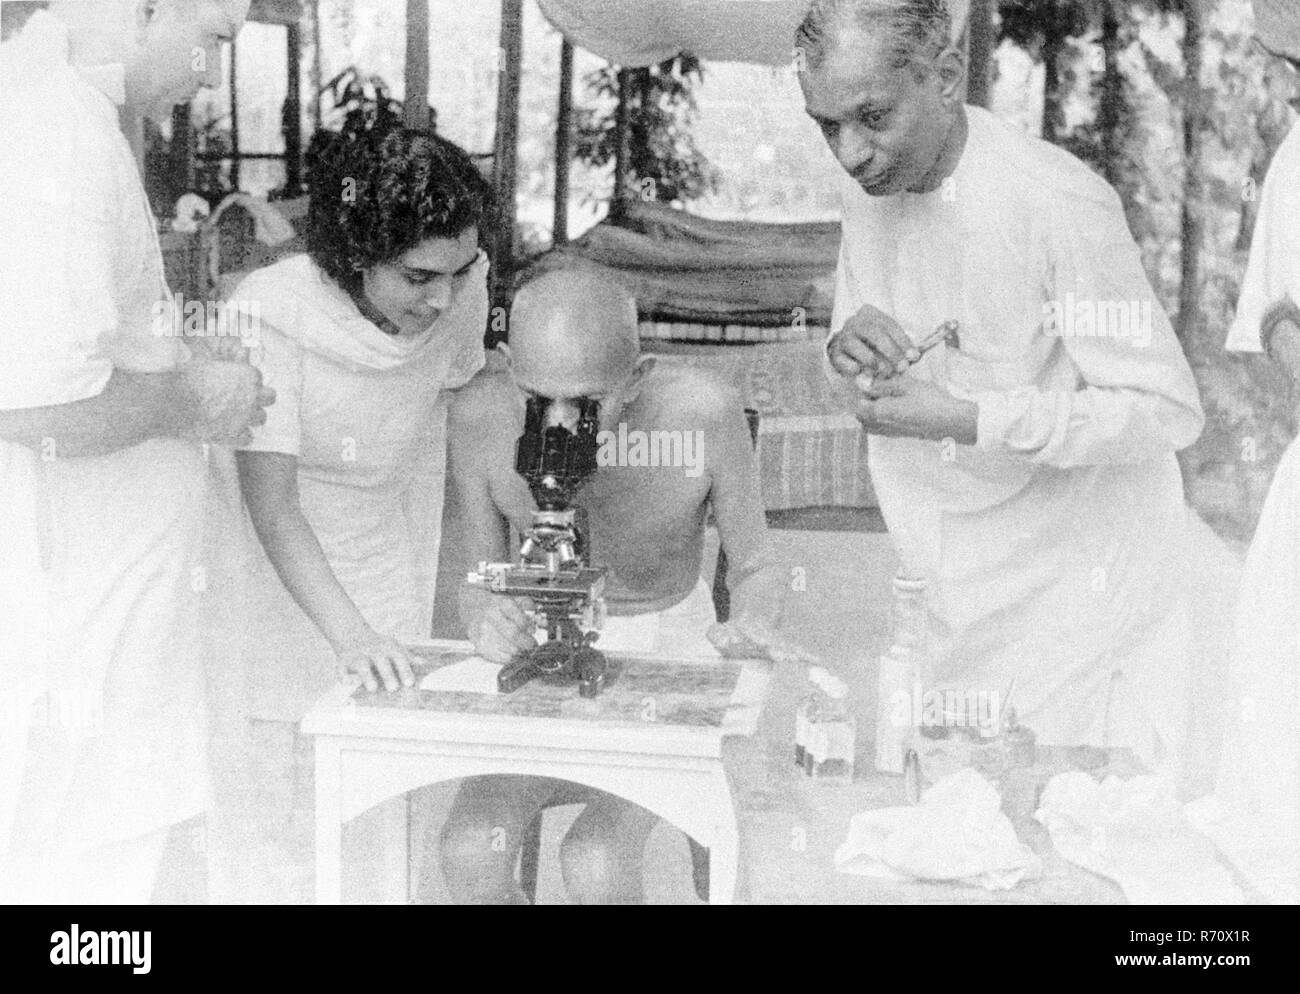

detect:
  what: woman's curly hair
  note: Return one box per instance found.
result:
[305,121,493,295]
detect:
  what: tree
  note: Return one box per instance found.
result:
[574,55,719,211]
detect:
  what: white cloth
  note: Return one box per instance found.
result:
[1226,119,1300,353]
[535,0,969,68]
[1186,439,1300,904]
[831,107,1205,763]
[0,11,207,878]
[595,577,718,659]
[1193,114,1300,905]
[224,252,488,721]
[834,768,1041,890]
[1038,772,1243,905]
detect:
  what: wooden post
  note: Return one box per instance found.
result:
[612,67,631,218]
[966,0,995,109]
[1178,0,1204,349]
[230,36,241,190]
[404,0,431,130]
[171,103,195,195]
[490,0,525,326]
[283,22,303,195]
[309,0,323,129]
[553,37,574,245]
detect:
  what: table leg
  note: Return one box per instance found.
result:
[314,741,342,905]
[374,794,411,904]
[707,823,740,905]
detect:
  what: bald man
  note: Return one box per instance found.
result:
[436,271,800,904]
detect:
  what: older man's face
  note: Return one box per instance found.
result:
[127,0,246,119]
[800,26,952,197]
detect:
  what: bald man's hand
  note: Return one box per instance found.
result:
[461,586,537,664]
[708,617,818,667]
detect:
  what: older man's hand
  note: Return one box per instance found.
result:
[852,374,979,445]
[177,356,275,446]
[828,303,922,381]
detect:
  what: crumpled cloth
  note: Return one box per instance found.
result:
[834,768,1041,890]
[1036,772,1244,904]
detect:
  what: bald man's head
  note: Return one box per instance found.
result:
[506,271,642,399]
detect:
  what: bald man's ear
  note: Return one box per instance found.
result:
[624,356,656,400]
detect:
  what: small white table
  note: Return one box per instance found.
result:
[301,640,772,904]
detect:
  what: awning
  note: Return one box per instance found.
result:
[536,0,971,67]
[249,0,303,26]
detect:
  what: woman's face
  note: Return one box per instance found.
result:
[361,227,481,337]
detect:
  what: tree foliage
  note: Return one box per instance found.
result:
[573,55,719,208]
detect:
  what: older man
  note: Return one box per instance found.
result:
[798,0,1205,766]
[0,0,268,903]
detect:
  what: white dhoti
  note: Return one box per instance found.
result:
[596,578,719,660]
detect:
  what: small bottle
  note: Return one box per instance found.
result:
[802,667,856,780]
[875,574,929,775]
[793,677,823,768]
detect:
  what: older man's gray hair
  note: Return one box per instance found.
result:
[796,0,953,72]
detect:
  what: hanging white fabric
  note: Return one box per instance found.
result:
[537,0,971,68]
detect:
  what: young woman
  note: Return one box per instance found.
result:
[232,122,491,716]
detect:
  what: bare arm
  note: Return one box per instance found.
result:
[236,449,413,691]
[447,383,538,662]
[0,358,273,458]
[707,400,786,629]
[0,369,188,458]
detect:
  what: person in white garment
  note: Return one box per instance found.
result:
[205,120,491,901]
[1190,0,1300,905]
[798,0,1205,768]
[233,121,491,713]
[0,0,270,903]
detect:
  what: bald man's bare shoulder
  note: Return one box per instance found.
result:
[450,367,518,425]
[641,361,745,426]
[448,368,521,467]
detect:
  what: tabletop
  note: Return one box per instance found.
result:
[301,641,772,760]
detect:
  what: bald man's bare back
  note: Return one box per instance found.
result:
[447,360,782,620]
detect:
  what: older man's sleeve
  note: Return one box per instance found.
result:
[0,99,117,410]
[973,192,1204,468]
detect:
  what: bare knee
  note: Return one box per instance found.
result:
[559,803,652,905]
[438,777,548,905]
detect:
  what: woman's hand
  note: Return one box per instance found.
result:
[333,630,417,693]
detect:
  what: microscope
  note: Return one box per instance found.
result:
[467,396,611,697]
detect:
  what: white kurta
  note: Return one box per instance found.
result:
[0,12,207,879]
[1192,118,1300,903]
[832,107,1205,762]
[223,253,488,722]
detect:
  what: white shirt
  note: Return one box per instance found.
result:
[0,11,207,868]
[832,107,1205,756]
[1227,118,1300,353]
